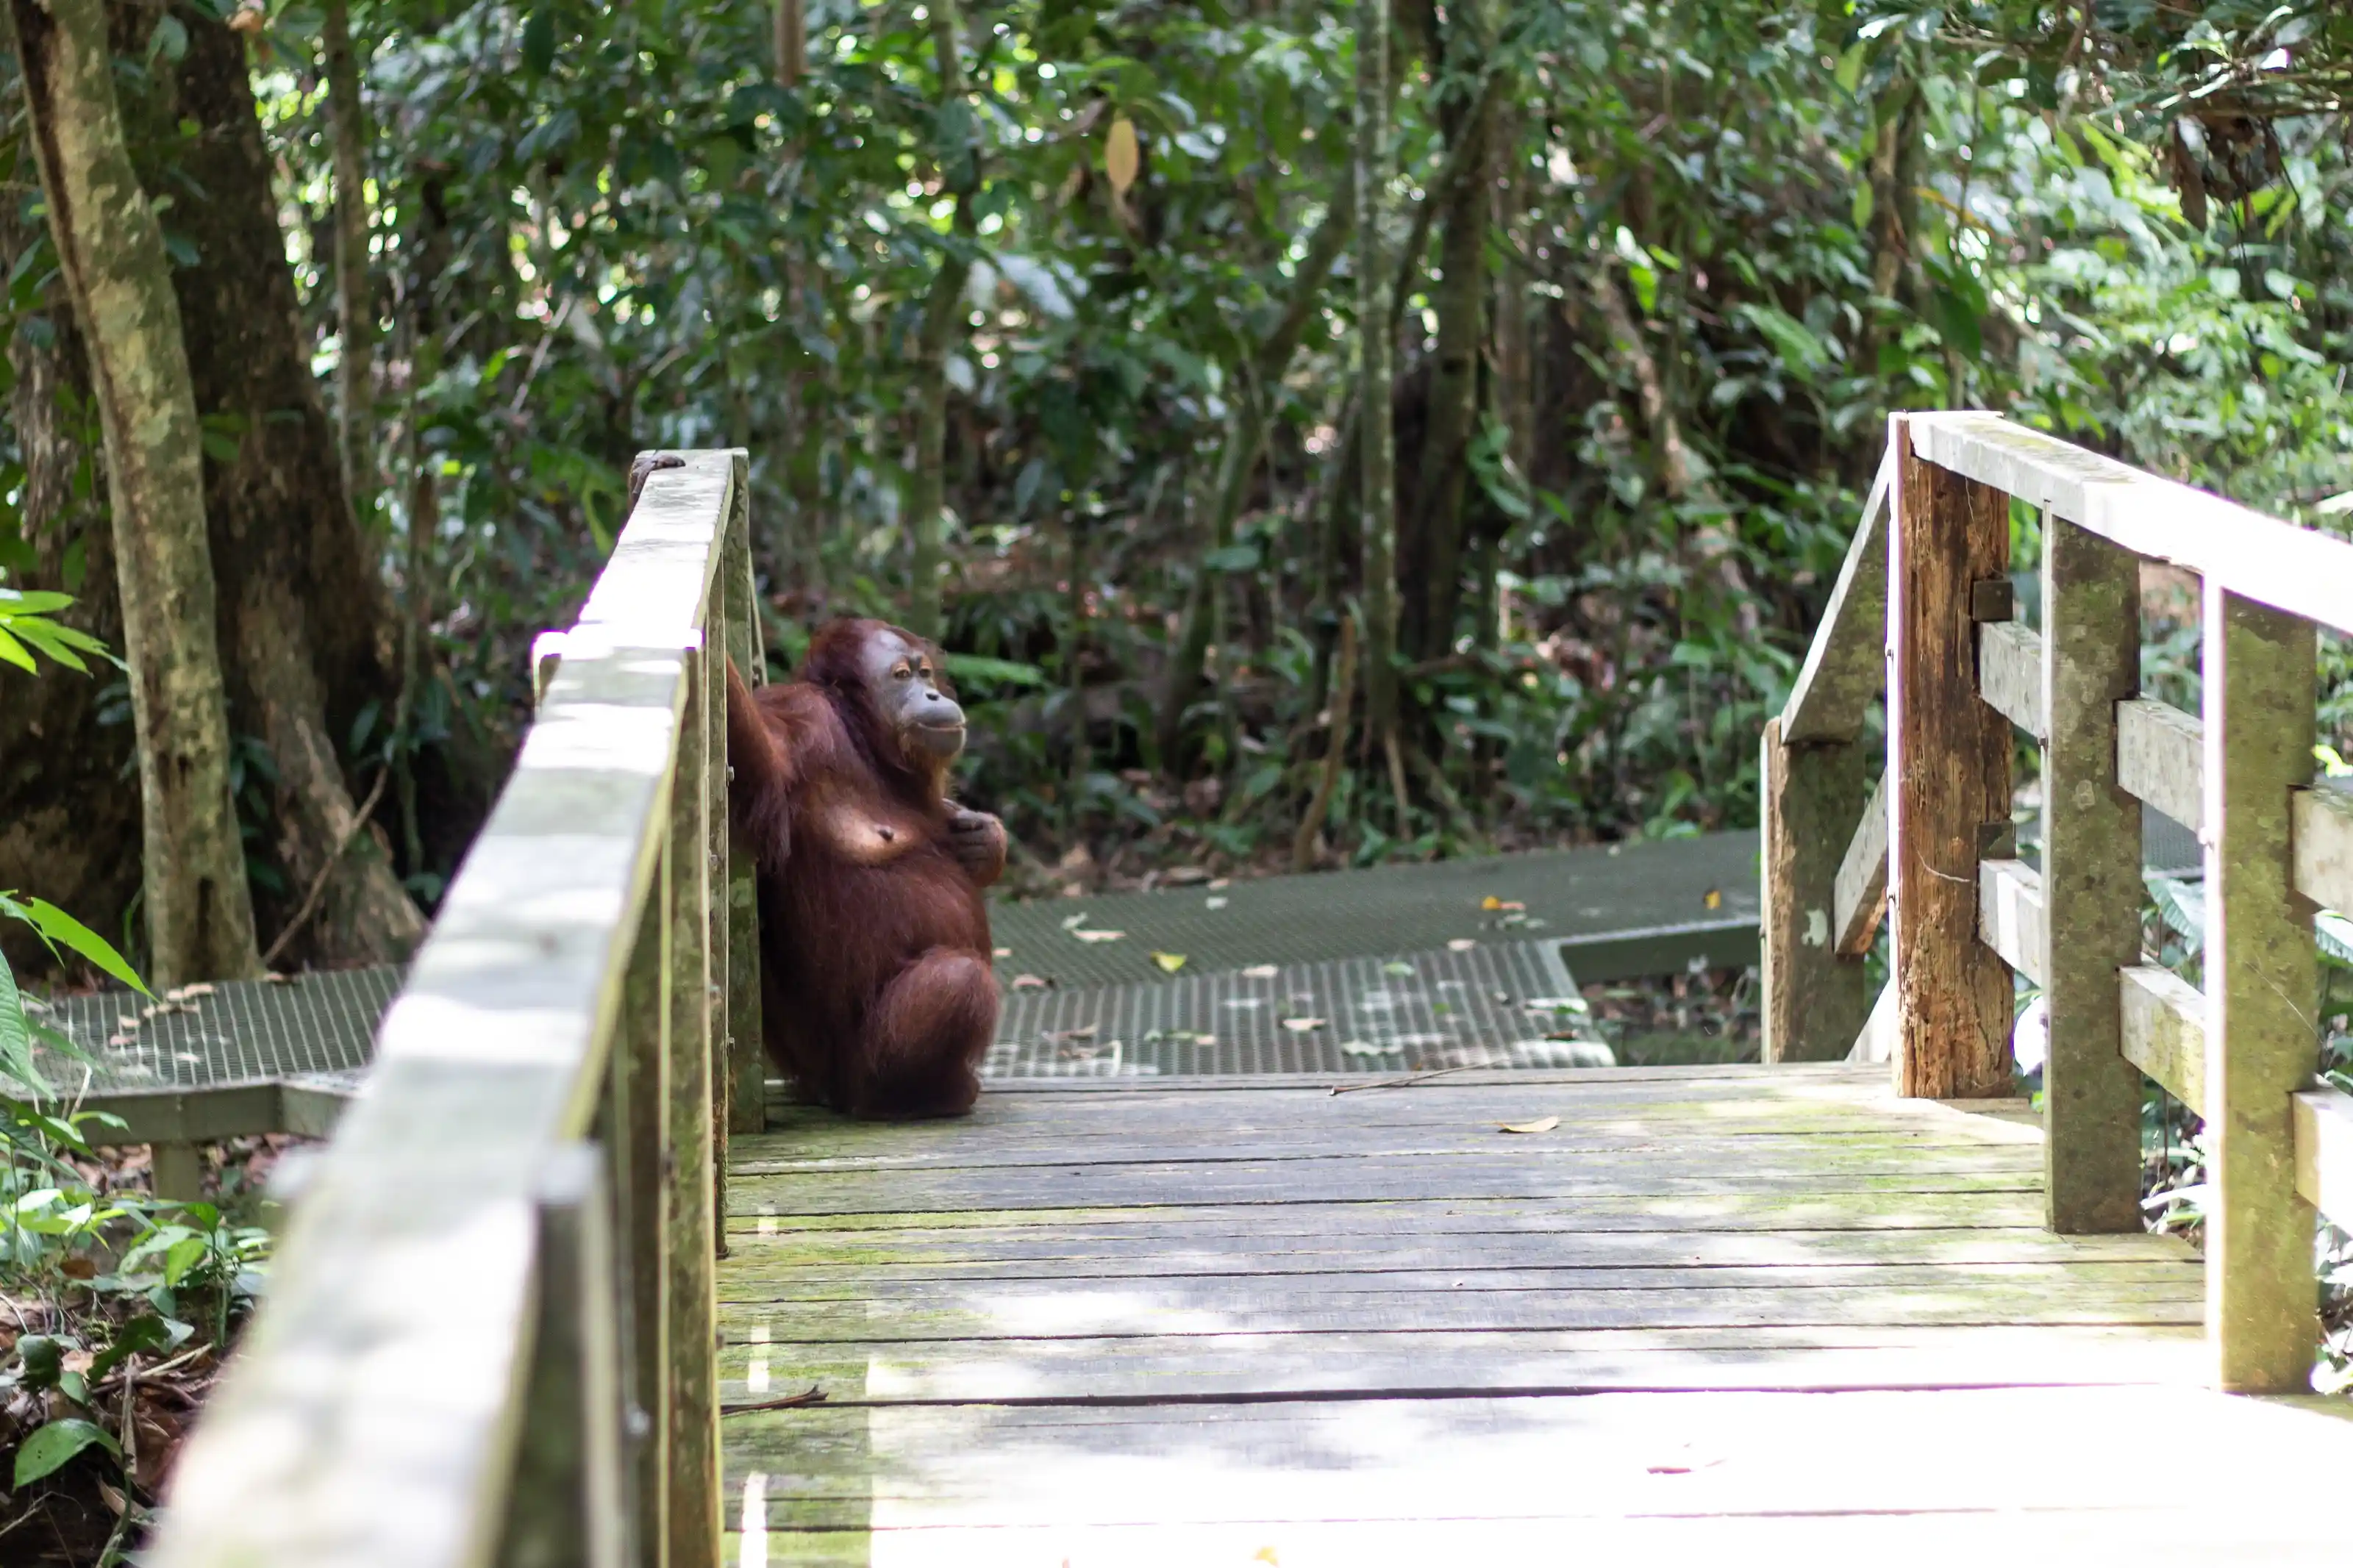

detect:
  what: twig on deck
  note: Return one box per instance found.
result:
[722,1386,829,1414]
[1329,1064,1485,1096]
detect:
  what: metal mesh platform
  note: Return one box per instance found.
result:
[985,938,1607,1079]
[21,966,399,1143]
[988,832,1762,991]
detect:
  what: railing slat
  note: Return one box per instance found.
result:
[2118,964,2206,1117]
[1910,412,2353,638]
[1974,859,2045,986]
[2293,1087,2353,1231]
[1779,449,1893,745]
[2202,582,2320,1393]
[1759,717,1871,1061]
[2115,698,2204,836]
[1975,620,2044,740]
[1832,771,1889,959]
[2291,785,2353,916]
[2039,515,2146,1233]
[1888,415,2017,1098]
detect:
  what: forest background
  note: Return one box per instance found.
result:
[2,0,2350,986]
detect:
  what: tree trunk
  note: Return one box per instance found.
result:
[1404,11,1501,665]
[902,0,976,642]
[1355,0,1399,772]
[323,0,376,527]
[6,0,260,988]
[131,7,426,965]
[0,159,141,977]
[1155,184,1354,765]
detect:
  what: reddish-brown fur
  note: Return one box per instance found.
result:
[725,619,1004,1117]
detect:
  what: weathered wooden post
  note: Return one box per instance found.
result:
[723,459,767,1136]
[1760,457,1888,1062]
[1887,413,2015,1097]
[2203,581,2319,1392]
[2038,513,2145,1230]
[1760,718,1872,1060]
[495,1143,626,1568]
[667,642,723,1568]
[615,817,672,1568]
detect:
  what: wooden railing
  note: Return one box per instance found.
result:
[148,451,766,1566]
[1763,412,2353,1392]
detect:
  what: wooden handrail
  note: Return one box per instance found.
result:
[149,451,760,1568]
[1765,411,2353,1395]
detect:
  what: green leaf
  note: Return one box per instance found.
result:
[0,626,37,673]
[163,1235,210,1286]
[1833,41,1868,95]
[6,617,90,673]
[20,899,148,994]
[939,654,1049,690]
[13,1418,118,1487]
[522,7,556,74]
[0,589,73,616]
[1626,261,1658,314]
[88,1312,176,1383]
[0,947,48,1095]
[1202,544,1260,573]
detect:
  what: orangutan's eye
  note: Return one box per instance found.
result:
[893,665,913,679]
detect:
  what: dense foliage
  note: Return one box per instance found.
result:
[1,1,2347,901]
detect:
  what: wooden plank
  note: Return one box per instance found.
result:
[1780,448,1893,744]
[2118,965,2206,1117]
[721,1322,2208,1404]
[2202,582,2321,1393]
[725,1228,2188,1281]
[1889,415,2015,1098]
[1832,771,1890,958]
[718,1387,2353,1541]
[743,1280,2201,1342]
[1974,859,2045,987]
[2116,698,2203,835]
[2292,784,2353,915]
[1760,717,1872,1061]
[738,1189,2063,1236]
[2293,1086,2353,1230]
[1974,620,2043,740]
[2039,515,2147,1233]
[1910,412,2353,639]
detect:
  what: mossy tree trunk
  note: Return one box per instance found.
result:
[1402,1,1501,667]
[323,0,376,528]
[0,157,142,975]
[149,10,428,964]
[902,0,977,643]
[1355,0,1400,776]
[8,0,260,988]
[1155,184,1354,767]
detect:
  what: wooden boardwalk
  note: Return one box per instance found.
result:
[720,1064,2353,1566]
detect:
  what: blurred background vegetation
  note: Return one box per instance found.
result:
[3,0,2350,975]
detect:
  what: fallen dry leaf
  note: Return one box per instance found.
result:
[993,947,1013,958]
[1208,877,1232,890]
[1704,887,1723,910]
[1281,1017,1326,1033]
[1241,963,1279,979]
[1204,896,1229,910]
[1012,973,1052,990]
[1447,937,1478,952]
[1074,928,1126,944]
[1499,1115,1561,1134]
[1151,951,1187,973]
